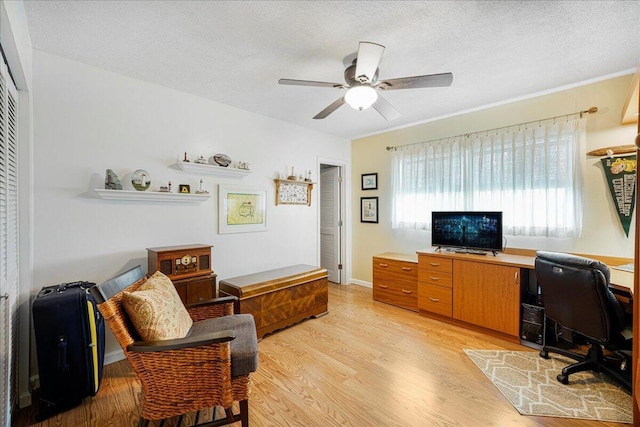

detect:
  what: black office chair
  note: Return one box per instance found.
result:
[535,250,632,392]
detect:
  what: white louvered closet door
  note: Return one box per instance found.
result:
[0,56,19,427]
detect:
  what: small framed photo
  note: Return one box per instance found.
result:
[179,184,191,194]
[361,197,379,223]
[361,173,378,190]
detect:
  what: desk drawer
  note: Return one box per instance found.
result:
[418,270,452,288]
[419,255,453,274]
[373,280,418,311]
[373,258,418,279]
[418,283,452,317]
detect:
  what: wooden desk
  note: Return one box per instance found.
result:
[416,248,633,293]
[610,268,634,295]
[412,249,633,340]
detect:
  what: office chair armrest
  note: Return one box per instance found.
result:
[127,329,236,353]
[187,296,238,321]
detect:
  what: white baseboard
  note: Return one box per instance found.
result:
[19,391,32,408]
[349,278,372,288]
[104,349,125,365]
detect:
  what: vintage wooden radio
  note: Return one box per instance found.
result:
[147,244,212,280]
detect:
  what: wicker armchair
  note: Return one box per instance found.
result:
[90,266,258,427]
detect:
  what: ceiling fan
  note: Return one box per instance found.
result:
[278,41,453,121]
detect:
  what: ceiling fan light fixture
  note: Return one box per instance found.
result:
[344,85,378,111]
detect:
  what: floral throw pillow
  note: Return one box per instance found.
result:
[122,271,193,341]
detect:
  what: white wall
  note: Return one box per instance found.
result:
[351,75,638,284]
[31,50,350,360]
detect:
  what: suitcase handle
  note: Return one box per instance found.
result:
[57,281,85,292]
[57,337,69,371]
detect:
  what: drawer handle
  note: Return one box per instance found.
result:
[429,262,440,267]
[402,267,412,271]
[401,289,412,294]
[428,276,440,281]
[198,297,204,302]
[378,284,388,289]
[428,297,440,303]
[379,263,389,267]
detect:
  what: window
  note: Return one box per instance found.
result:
[391,119,586,238]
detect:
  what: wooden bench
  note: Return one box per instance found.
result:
[218,265,328,339]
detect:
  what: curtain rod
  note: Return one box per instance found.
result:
[385,106,598,151]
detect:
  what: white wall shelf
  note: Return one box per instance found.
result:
[172,162,251,178]
[95,189,210,203]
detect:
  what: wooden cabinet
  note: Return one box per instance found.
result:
[418,255,453,317]
[372,253,418,311]
[452,260,521,336]
[173,273,217,305]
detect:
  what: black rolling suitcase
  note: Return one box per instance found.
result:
[32,280,105,420]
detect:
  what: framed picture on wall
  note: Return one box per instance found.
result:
[361,197,379,223]
[219,185,268,233]
[361,173,378,190]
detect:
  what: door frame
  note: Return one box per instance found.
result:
[317,158,348,285]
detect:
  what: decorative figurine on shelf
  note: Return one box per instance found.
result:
[213,153,231,167]
[131,169,151,191]
[196,178,208,195]
[183,152,190,162]
[194,155,207,164]
[237,161,250,170]
[305,170,312,182]
[104,169,122,190]
[287,167,296,181]
[159,180,171,192]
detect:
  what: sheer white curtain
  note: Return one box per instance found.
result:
[391,118,586,237]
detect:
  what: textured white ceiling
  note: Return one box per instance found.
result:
[22,1,640,140]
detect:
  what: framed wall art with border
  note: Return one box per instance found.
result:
[361,173,378,190]
[361,196,379,223]
[219,185,267,233]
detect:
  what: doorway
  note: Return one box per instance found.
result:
[319,163,344,284]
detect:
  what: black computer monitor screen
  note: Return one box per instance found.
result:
[431,211,503,252]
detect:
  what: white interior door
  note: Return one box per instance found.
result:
[0,57,19,427]
[320,166,341,283]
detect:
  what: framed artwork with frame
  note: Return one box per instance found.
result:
[361,173,378,190]
[219,185,268,234]
[360,196,379,223]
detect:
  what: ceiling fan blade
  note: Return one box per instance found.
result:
[354,42,385,83]
[372,94,401,121]
[313,97,346,119]
[377,72,453,90]
[279,78,347,89]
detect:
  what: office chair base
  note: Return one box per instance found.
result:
[540,344,632,393]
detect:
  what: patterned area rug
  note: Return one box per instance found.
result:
[464,349,632,423]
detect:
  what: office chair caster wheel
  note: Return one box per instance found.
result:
[539,350,549,359]
[557,374,569,384]
[620,359,628,371]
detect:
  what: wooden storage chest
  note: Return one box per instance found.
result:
[218,265,328,339]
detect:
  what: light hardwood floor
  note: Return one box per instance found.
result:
[15,283,628,427]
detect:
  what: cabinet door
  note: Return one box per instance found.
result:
[186,280,214,304]
[453,260,520,336]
